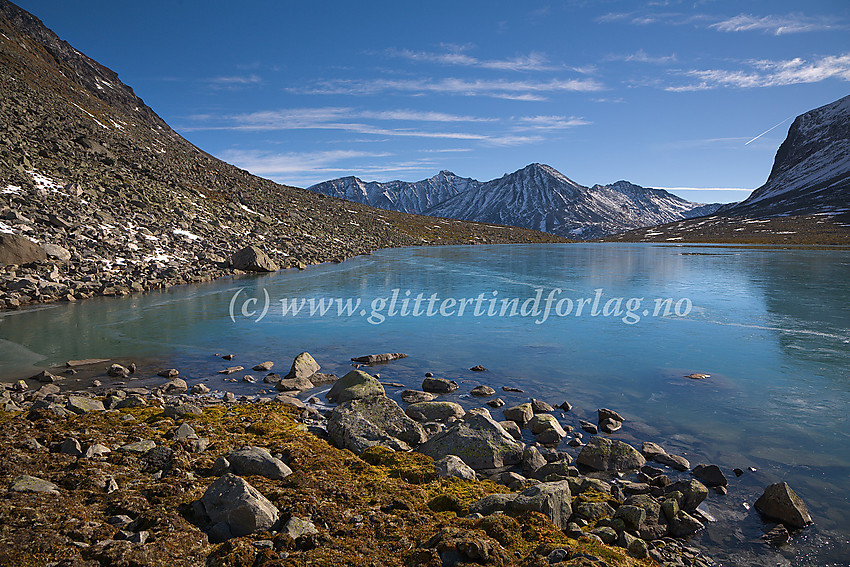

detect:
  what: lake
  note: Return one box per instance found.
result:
[2,243,849,566]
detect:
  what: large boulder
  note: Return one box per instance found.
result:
[230,245,279,272]
[326,370,384,403]
[286,352,320,380]
[754,482,813,528]
[433,455,477,481]
[196,474,279,542]
[405,401,465,422]
[418,410,523,470]
[0,234,46,265]
[223,446,292,480]
[470,481,572,529]
[666,479,709,512]
[576,437,646,472]
[327,395,426,454]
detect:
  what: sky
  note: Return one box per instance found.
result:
[16,0,850,204]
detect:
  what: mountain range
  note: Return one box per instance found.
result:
[309,166,721,240]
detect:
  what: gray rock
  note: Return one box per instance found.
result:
[591,526,618,544]
[175,423,198,440]
[418,410,522,470]
[326,370,384,403]
[669,510,705,537]
[327,395,426,454]
[599,417,622,434]
[198,474,280,542]
[528,414,567,442]
[42,243,71,262]
[754,482,813,528]
[9,474,58,494]
[576,437,646,472]
[614,504,647,531]
[225,446,293,480]
[470,385,495,397]
[470,481,572,529]
[161,378,188,395]
[654,452,690,472]
[157,368,179,378]
[692,464,728,487]
[400,389,436,404]
[598,408,624,423]
[641,441,667,459]
[521,445,547,476]
[275,375,314,392]
[666,479,709,512]
[579,420,598,434]
[191,383,211,395]
[252,361,274,371]
[231,245,279,272]
[530,399,554,413]
[503,403,533,426]
[66,395,105,414]
[421,377,458,393]
[59,437,83,457]
[499,420,522,440]
[486,398,505,408]
[350,353,407,364]
[405,401,465,422]
[433,455,477,481]
[163,403,202,419]
[282,516,319,539]
[218,366,244,375]
[115,395,147,409]
[30,370,58,383]
[119,439,157,453]
[0,233,47,265]
[107,364,130,378]
[285,352,320,379]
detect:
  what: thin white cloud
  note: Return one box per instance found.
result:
[710,13,846,35]
[515,115,592,130]
[666,53,850,91]
[387,48,561,72]
[287,77,605,98]
[219,149,392,176]
[206,74,263,87]
[606,49,677,64]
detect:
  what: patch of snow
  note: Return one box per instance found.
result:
[173,229,201,241]
[1,185,22,194]
[0,221,15,234]
[238,203,261,216]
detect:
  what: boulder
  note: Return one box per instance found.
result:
[666,479,709,512]
[282,516,319,539]
[530,399,555,413]
[521,445,547,476]
[327,395,426,454]
[350,353,407,364]
[59,438,83,457]
[401,389,436,404]
[230,246,279,272]
[285,352,320,379]
[161,378,188,395]
[754,482,813,528]
[421,377,458,393]
[433,455,476,481]
[66,395,105,414]
[275,375,314,392]
[225,446,293,480]
[536,458,574,481]
[405,401,465,422]
[163,403,202,419]
[669,510,704,537]
[499,420,522,440]
[418,410,522,470]
[326,370,384,403]
[252,361,274,371]
[470,385,495,397]
[503,403,533,426]
[654,452,690,472]
[470,481,572,529]
[42,243,71,262]
[641,441,667,459]
[107,364,130,378]
[9,474,58,494]
[528,414,566,437]
[197,474,280,542]
[576,437,646,472]
[692,464,728,487]
[0,234,46,265]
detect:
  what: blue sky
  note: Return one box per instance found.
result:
[18,0,850,203]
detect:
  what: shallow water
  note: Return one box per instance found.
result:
[2,243,849,566]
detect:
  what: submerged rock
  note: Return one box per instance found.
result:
[350,353,407,364]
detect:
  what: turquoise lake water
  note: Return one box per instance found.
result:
[1,243,849,566]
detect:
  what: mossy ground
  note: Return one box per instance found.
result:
[0,403,655,566]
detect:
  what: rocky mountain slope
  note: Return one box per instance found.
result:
[0,0,564,310]
[308,170,481,214]
[723,94,850,217]
[607,95,850,244]
[311,164,719,240]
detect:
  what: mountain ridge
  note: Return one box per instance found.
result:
[310,162,720,240]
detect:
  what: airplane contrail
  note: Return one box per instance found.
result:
[744,115,794,146]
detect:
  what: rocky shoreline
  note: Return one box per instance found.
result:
[0,352,814,567]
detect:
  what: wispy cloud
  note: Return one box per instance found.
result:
[667,53,850,91]
[386,48,562,72]
[206,74,263,89]
[710,13,846,35]
[514,115,592,130]
[598,10,845,35]
[606,49,677,64]
[287,77,605,99]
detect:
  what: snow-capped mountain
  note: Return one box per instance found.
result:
[309,164,719,240]
[424,164,718,239]
[308,170,480,214]
[725,94,850,216]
